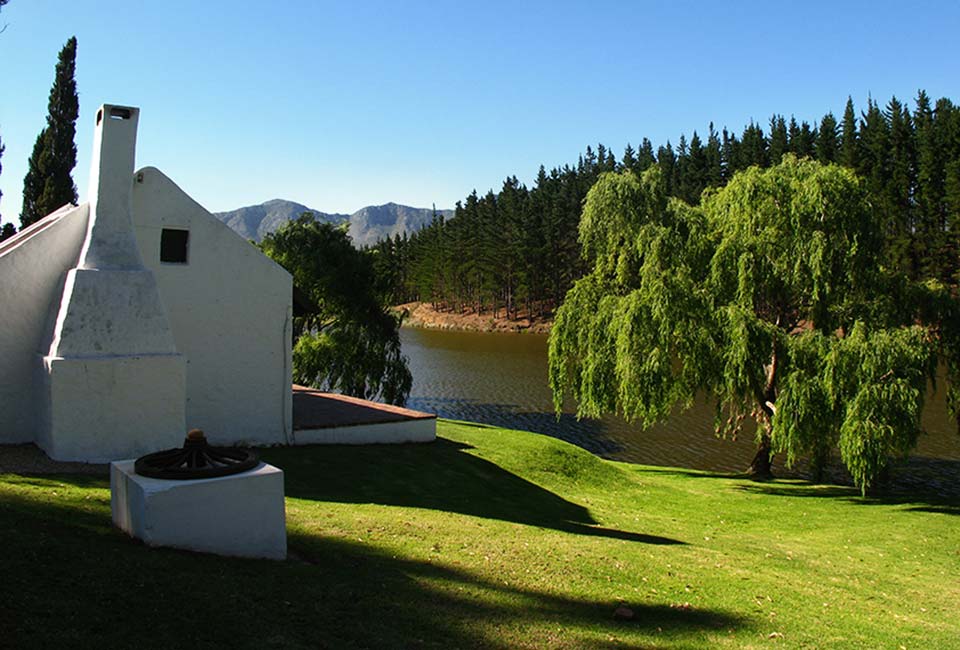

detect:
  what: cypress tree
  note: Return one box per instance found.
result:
[20,36,79,228]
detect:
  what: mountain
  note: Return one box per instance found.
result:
[214,200,453,247]
[347,203,452,246]
[214,199,349,242]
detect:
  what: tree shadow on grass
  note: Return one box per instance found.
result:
[638,458,960,514]
[733,482,960,513]
[263,438,684,545]
[0,483,748,649]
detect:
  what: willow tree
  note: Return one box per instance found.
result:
[260,213,412,406]
[550,156,946,493]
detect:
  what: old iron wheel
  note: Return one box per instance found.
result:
[134,429,260,480]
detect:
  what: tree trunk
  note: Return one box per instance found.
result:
[748,432,774,479]
[809,443,830,483]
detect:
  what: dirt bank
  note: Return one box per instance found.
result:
[395,301,552,334]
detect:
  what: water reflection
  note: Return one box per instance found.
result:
[406,396,624,457]
[401,327,960,473]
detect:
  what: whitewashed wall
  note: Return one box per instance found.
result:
[0,205,88,444]
[132,167,293,447]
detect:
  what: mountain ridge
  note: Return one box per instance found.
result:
[214,199,452,246]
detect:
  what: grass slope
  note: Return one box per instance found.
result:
[1,420,958,649]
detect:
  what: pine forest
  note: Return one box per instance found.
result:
[370,92,960,319]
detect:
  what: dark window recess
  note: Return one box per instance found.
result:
[160,229,189,263]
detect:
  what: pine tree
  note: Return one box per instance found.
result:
[886,97,918,275]
[795,121,816,158]
[637,138,656,171]
[941,99,960,282]
[582,146,597,176]
[914,91,948,280]
[676,134,690,200]
[858,98,907,274]
[705,123,723,187]
[20,36,79,228]
[816,112,839,163]
[840,97,859,168]
[596,143,616,173]
[525,166,551,316]
[621,143,637,174]
[739,121,768,168]
[683,131,709,203]
[496,176,528,318]
[787,116,801,154]
[721,128,739,180]
[768,115,789,164]
[657,142,677,197]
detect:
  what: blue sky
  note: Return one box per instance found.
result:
[1,1,958,225]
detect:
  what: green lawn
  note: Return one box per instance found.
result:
[1,420,958,649]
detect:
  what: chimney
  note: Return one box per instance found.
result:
[40,104,186,462]
[79,105,145,270]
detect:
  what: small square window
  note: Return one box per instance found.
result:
[160,228,189,264]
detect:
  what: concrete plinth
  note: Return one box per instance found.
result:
[41,354,186,462]
[111,459,286,560]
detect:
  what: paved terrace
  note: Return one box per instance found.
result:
[292,385,437,445]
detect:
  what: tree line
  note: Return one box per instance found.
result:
[371,91,960,318]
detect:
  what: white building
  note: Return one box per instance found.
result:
[0,104,293,461]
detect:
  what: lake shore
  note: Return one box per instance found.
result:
[395,301,552,334]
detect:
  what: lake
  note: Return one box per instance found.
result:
[400,327,960,473]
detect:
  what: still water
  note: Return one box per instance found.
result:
[401,327,960,473]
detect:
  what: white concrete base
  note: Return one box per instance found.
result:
[294,418,436,445]
[40,354,186,462]
[110,459,286,560]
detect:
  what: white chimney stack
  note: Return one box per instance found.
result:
[39,104,186,462]
[79,105,145,270]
